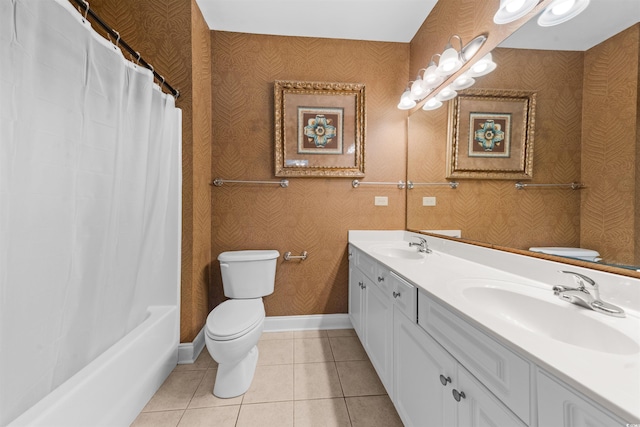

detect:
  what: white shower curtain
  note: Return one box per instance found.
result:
[0,0,182,424]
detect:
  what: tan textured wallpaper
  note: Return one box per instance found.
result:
[581,24,640,266]
[210,32,408,316]
[407,48,584,249]
[85,0,211,342]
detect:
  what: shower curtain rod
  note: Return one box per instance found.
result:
[69,0,180,99]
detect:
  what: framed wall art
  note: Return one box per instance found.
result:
[274,80,365,177]
[446,89,536,180]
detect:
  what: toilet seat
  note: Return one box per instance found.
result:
[206,299,265,341]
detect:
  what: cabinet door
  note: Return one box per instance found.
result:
[393,308,457,427]
[455,366,527,427]
[348,264,364,340]
[364,276,393,396]
[418,290,531,424]
[537,370,625,427]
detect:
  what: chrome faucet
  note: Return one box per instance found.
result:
[553,271,625,317]
[409,237,431,254]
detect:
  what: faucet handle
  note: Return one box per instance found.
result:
[560,270,599,298]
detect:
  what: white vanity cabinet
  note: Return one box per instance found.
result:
[394,299,527,427]
[348,241,631,427]
[348,245,394,396]
[536,370,626,427]
[393,307,457,426]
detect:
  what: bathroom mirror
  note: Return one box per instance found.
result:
[407,0,640,276]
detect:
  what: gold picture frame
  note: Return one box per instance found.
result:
[274,80,365,177]
[446,89,536,180]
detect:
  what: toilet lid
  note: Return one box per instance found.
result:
[529,247,600,258]
[206,299,265,341]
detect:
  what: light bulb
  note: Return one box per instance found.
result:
[551,0,575,15]
[474,63,488,73]
[466,53,497,78]
[437,46,462,76]
[494,0,539,24]
[435,86,457,101]
[423,64,444,88]
[422,98,443,111]
[537,0,589,26]
[451,73,475,90]
[411,77,429,100]
[397,89,416,110]
[506,0,526,13]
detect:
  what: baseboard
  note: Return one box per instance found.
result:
[263,313,353,332]
[177,314,353,364]
[177,326,205,364]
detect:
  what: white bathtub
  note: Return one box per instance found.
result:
[9,306,179,427]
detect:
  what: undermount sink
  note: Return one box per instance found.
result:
[456,281,639,355]
[370,243,425,260]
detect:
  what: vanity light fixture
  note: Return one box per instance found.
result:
[423,54,445,89]
[435,85,458,102]
[494,0,540,24]
[537,0,590,26]
[466,52,497,77]
[436,35,464,76]
[397,86,417,110]
[450,73,476,91]
[410,71,430,100]
[422,97,443,111]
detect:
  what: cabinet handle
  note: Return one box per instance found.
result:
[358,281,363,289]
[362,282,366,289]
[439,375,451,386]
[377,276,385,283]
[393,291,401,298]
[452,389,466,402]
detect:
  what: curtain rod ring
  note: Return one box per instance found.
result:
[82,0,89,21]
[159,75,165,87]
[113,30,120,48]
[134,51,141,65]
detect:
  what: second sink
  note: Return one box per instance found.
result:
[456,281,639,355]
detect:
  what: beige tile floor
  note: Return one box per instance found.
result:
[131,329,403,427]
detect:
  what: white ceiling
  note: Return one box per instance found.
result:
[197,0,437,43]
[195,0,438,43]
[196,0,640,50]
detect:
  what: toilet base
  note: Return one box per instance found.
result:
[213,345,259,398]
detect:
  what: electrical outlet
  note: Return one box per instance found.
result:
[374,196,388,206]
[422,196,436,206]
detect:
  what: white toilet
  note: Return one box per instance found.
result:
[529,247,602,262]
[204,249,279,398]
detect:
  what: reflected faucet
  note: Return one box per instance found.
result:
[553,271,625,318]
[409,237,431,254]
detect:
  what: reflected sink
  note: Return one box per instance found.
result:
[370,243,425,260]
[459,284,639,355]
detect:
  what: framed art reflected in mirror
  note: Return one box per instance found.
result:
[274,80,365,178]
[446,89,536,180]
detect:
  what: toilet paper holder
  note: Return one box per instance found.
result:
[284,251,308,261]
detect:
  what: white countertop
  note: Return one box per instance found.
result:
[349,230,640,423]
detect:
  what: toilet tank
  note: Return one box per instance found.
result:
[528,247,601,262]
[217,250,280,298]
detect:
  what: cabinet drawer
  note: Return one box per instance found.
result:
[389,272,417,321]
[355,249,379,283]
[418,290,531,425]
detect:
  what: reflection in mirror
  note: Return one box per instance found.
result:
[407,0,640,274]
